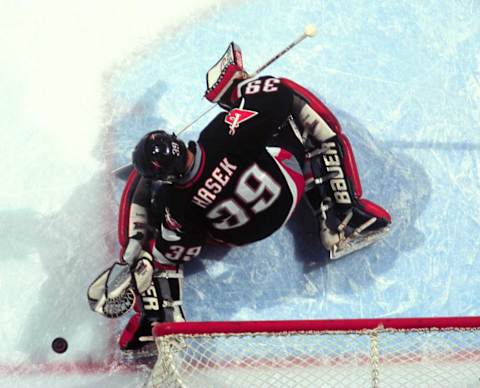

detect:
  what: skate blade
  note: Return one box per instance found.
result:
[121,342,158,363]
[330,227,390,260]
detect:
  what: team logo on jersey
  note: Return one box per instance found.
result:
[164,207,182,231]
[224,98,258,135]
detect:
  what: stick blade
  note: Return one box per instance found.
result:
[113,163,135,181]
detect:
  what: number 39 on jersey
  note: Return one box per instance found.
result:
[244,78,280,95]
[206,163,281,230]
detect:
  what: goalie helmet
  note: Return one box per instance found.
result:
[205,42,247,103]
[132,130,188,182]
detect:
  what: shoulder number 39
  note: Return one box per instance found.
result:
[244,78,280,95]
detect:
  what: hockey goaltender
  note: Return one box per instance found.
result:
[87,41,391,351]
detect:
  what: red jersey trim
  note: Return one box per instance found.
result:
[205,64,244,102]
[175,144,206,190]
[118,169,141,248]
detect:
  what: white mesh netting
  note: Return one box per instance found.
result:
[148,323,480,388]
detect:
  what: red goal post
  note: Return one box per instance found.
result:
[149,316,480,388]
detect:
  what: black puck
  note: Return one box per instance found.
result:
[52,337,68,354]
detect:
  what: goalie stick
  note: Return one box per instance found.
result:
[177,24,317,135]
[113,24,317,179]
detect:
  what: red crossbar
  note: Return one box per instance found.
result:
[153,316,480,337]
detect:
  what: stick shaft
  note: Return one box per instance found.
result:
[177,105,216,134]
[252,33,308,76]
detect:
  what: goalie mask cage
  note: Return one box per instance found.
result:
[148,316,480,388]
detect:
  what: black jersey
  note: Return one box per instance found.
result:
[149,77,306,262]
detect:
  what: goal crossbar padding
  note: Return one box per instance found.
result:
[151,317,480,388]
[153,316,480,337]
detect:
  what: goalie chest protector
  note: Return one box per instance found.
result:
[161,78,305,245]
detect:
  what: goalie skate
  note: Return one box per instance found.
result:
[318,199,391,260]
[330,224,390,260]
[121,341,158,366]
[121,332,186,365]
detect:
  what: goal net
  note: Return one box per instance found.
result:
[148,317,480,388]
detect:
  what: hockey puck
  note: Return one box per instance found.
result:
[52,337,68,354]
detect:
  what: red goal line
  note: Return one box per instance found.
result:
[153,316,480,337]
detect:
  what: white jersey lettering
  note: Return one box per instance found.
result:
[322,142,352,205]
[192,157,238,209]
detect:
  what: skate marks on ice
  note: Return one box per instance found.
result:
[0,176,127,367]
[285,108,432,315]
[382,140,480,151]
[0,175,150,384]
[335,108,432,256]
[0,72,171,388]
[106,80,169,170]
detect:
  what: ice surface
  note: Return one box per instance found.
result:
[1,0,479,386]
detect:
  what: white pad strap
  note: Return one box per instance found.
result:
[154,266,185,322]
[156,270,184,279]
[162,300,183,308]
[292,96,336,142]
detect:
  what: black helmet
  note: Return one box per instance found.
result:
[132,130,188,182]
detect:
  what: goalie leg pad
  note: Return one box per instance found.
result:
[118,169,142,248]
[304,135,391,223]
[306,160,391,259]
[132,254,154,294]
[136,264,185,323]
[119,312,146,350]
[154,264,185,323]
[283,77,363,201]
[281,77,392,258]
[119,264,185,350]
[336,133,362,199]
[358,198,392,224]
